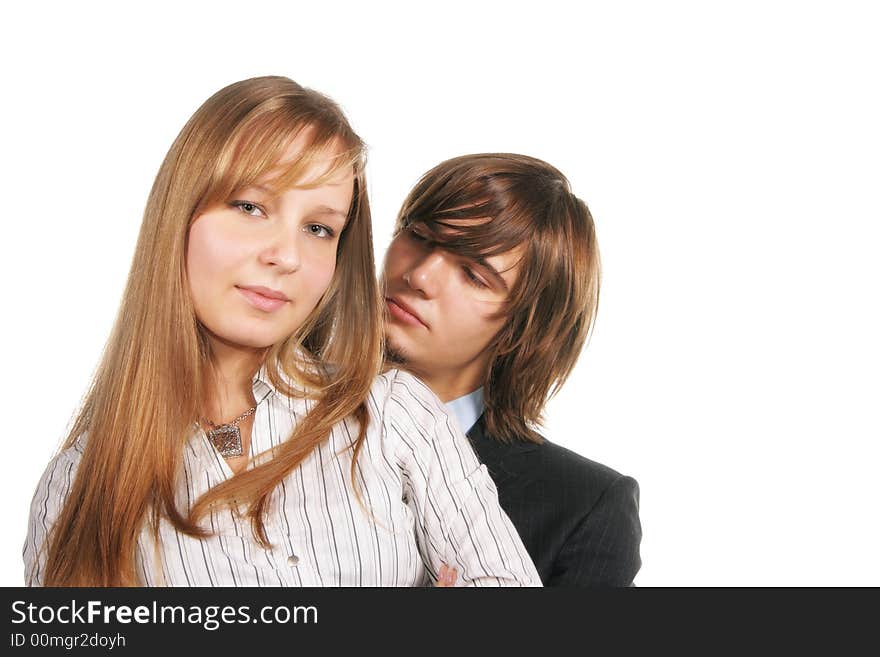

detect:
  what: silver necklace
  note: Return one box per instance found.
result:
[202,404,258,458]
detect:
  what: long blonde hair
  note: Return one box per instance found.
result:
[43,76,381,586]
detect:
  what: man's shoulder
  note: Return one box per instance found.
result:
[472,417,636,501]
[533,436,629,489]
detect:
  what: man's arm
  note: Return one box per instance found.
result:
[545,475,642,587]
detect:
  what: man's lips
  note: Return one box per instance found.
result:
[237,285,290,312]
[386,297,428,328]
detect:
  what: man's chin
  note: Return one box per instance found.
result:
[383,342,408,366]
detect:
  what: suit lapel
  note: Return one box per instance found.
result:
[466,415,537,488]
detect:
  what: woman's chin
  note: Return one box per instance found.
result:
[205,327,290,352]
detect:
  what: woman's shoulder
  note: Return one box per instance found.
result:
[30,439,85,501]
[369,368,451,425]
[24,438,86,586]
[27,439,86,542]
[365,370,463,460]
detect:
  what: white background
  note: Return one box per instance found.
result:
[2,1,878,586]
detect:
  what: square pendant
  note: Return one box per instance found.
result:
[206,424,243,457]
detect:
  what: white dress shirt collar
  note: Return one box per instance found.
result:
[445,387,485,435]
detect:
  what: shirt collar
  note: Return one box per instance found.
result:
[252,363,276,400]
[252,358,317,399]
[445,387,485,435]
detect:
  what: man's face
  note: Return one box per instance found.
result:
[381,223,521,401]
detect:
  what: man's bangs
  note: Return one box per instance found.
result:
[404,203,532,268]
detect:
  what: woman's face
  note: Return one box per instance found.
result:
[186,139,354,353]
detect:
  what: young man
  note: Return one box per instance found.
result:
[382,154,642,586]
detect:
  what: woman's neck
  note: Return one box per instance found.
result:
[204,337,265,422]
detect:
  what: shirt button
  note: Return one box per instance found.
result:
[287,555,300,567]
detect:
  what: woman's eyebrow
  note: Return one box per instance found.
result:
[307,205,349,222]
[235,188,347,219]
[233,183,273,196]
[313,205,348,217]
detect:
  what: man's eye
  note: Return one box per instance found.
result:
[407,227,429,242]
[306,224,334,239]
[230,201,266,218]
[463,267,489,289]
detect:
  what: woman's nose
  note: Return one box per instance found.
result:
[258,227,301,273]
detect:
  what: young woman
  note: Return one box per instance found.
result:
[23,76,539,587]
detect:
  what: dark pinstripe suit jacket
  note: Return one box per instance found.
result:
[467,415,642,587]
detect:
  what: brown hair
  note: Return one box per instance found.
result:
[392,153,600,443]
[41,76,381,585]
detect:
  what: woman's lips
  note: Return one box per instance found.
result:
[386,298,427,328]
[237,286,290,312]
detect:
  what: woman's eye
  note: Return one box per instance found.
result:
[306,224,334,239]
[463,267,489,289]
[231,201,266,218]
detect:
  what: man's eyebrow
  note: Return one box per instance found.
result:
[473,256,510,292]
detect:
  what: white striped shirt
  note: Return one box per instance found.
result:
[24,368,540,587]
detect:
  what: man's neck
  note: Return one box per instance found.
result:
[420,364,486,403]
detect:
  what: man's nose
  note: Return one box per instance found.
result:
[403,250,448,298]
